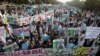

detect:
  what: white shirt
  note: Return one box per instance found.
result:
[0,26,6,43]
[78,40,85,47]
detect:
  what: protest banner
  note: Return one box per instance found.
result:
[53,47,94,56]
[73,47,92,56]
[0,49,47,56]
[33,15,40,22]
[85,27,100,39]
[13,26,30,36]
[33,10,53,22]
[53,48,73,56]
[39,14,46,21]
[44,48,53,56]
[67,28,78,37]
[20,17,31,25]
[33,14,45,22]
[45,10,54,17]
[0,47,96,56]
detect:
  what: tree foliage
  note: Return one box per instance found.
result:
[66,0,84,9]
[1,0,57,4]
[67,0,100,10]
[35,0,57,4]
[4,0,29,4]
[85,0,100,10]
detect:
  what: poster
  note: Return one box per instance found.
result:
[7,16,14,24]
[85,27,100,39]
[61,14,69,22]
[67,28,78,37]
[53,39,65,48]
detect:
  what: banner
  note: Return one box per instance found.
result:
[44,48,53,56]
[67,28,78,37]
[45,10,54,17]
[13,26,30,36]
[0,49,47,56]
[33,14,45,22]
[73,47,92,55]
[33,15,39,21]
[0,48,97,56]
[33,10,53,22]
[85,27,100,39]
[20,17,31,25]
[53,47,95,56]
[39,14,46,20]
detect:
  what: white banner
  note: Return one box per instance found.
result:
[20,17,31,25]
[85,27,100,39]
[33,10,54,22]
[0,48,97,56]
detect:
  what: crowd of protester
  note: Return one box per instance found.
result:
[0,5,53,52]
[0,5,100,56]
[53,9,100,56]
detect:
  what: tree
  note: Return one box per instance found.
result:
[1,0,57,4]
[35,0,42,4]
[85,0,100,10]
[5,0,29,4]
[35,0,57,4]
[47,0,57,4]
[66,0,85,9]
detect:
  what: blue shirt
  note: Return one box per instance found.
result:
[66,43,75,49]
[41,34,50,41]
[21,42,29,50]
